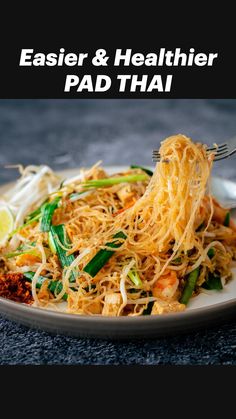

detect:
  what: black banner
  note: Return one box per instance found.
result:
[0,43,233,98]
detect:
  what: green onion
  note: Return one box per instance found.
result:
[50,224,77,282]
[82,174,148,189]
[5,241,36,258]
[48,231,57,254]
[207,248,215,259]
[24,271,68,301]
[128,288,140,294]
[202,273,223,290]
[69,191,87,202]
[9,202,49,238]
[84,231,127,277]
[128,269,142,287]
[59,179,66,189]
[9,213,41,238]
[5,248,39,259]
[179,266,200,305]
[40,197,60,232]
[224,212,230,227]
[24,271,48,288]
[83,284,96,292]
[48,280,68,300]
[172,257,182,265]
[130,165,153,177]
[25,201,47,222]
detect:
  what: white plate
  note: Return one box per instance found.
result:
[0,167,235,339]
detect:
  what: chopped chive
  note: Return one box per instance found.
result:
[50,224,77,282]
[48,230,57,254]
[172,257,182,265]
[69,191,87,202]
[202,273,223,291]
[83,284,96,292]
[59,179,66,189]
[24,271,48,288]
[5,248,39,259]
[130,165,153,177]
[128,269,142,287]
[24,271,68,300]
[9,213,41,238]
[25,200,47,222]
[207,248,215,259]
[40,197,61,232]
[82,174,148,189]
[224,212,230,227]
[48,280,68,300]
[128,288,140,294]
[179,266,200,305]
[83,231,127,277]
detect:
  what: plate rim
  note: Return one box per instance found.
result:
[0,294,235,338]
[0,293,236,323]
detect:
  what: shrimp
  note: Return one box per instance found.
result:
[212,198,236,231]
[197,196,236,231]
[152,270,179,300]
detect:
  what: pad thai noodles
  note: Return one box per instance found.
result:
[0,134,235,316]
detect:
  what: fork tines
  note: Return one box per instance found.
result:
[152,142,235,162]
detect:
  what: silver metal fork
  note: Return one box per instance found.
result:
[152,143,236,162]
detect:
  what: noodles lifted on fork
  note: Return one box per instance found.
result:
[0,134,235,316]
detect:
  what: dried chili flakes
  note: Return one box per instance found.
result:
[0,272,33,304]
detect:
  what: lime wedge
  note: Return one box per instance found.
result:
[0,206,14,245]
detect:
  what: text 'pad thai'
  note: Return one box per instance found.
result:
[0,134,235,316]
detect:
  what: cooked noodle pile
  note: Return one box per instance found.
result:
[0,134,235,316]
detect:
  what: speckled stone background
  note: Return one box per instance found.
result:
[0,99,236,365]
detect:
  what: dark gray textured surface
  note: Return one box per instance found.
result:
[0,99,236,365]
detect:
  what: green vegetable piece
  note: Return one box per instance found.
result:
[25,201,47,222]
[128,269,142,287]
[50,224,77,282]
[202,273,223,290]
[207,248,215,259]
[82,174,148,189]
[5,249,39,259]
[69,191,87,202]
[5,242,38,259]
[24,271,68,301]
[179,267,200,305]
[24,271,47,288]
[172,257,182,265]
[9,213,41,238]
[130,165,153,177]
[48,230,57,254]
[48,280,68,300]
[9,202,49,238]
[83,231,127,278]
[83,284,96,292]
[128,288,139,294]
[224,212,230,227]
[40,197,60,232]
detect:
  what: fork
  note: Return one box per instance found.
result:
[152,143,236,162]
